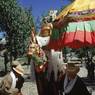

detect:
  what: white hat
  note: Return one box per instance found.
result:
[13,64,24,76]
[68,57,81,64]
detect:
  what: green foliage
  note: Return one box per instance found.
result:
[0,0,34,58]
[31,54,44,66]
[70,47,95,58]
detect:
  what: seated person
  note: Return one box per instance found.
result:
[0,61,24,95]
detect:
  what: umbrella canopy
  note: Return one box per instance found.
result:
[56,0,95,20]
[48,18,95,49]
[47,0,95,49]
[61,20,95,48]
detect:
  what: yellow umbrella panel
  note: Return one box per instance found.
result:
[56,0,95,20]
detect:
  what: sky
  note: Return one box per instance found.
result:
[19,0,70,20]
[0,32,6,39]
[0,1,71,35]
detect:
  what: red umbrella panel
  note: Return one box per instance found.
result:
[61,19,95,49]
[47,19,95,49]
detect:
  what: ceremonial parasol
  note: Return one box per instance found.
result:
[47,0,95,49]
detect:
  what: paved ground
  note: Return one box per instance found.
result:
[22,65,38,95]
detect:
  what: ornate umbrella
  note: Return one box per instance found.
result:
[47,0,95,49]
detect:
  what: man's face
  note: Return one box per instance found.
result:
[66,68,76,79]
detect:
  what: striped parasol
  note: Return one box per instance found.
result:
[47,0,95,49]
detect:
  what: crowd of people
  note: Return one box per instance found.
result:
[33,59,91,95]
[0,57,93,95]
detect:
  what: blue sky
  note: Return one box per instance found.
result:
[19,0,70,20]
[0,32,6,39]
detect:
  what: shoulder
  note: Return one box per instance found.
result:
[4,73,12,80]
[76,76,86,86]
[1,73,12,84]
[76,76,82,82]
[0,73,12,90]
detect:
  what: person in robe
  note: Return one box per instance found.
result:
[58,61,91,95]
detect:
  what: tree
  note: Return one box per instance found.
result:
[0,0,34,60]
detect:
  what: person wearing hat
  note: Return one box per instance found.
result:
[0,61,24,95]
[58,61,91,95]
[12,60,21,68]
